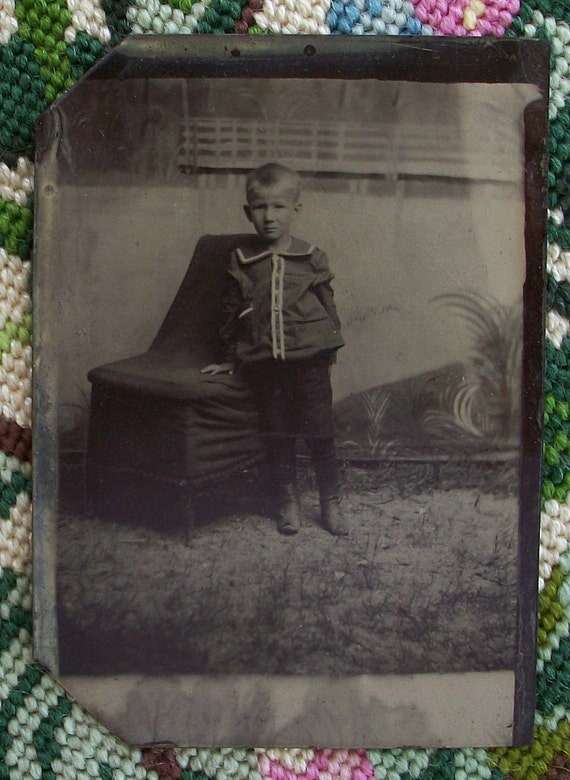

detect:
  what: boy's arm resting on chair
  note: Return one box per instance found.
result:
[201,256,242,376]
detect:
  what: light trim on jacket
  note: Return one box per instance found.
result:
[271,254,286,359]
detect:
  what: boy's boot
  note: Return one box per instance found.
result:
[275,481,302,536]
[310,437,349,536]
[320,497,349,536]
[269,436,301,535]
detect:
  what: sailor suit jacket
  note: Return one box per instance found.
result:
[220,236,344,363]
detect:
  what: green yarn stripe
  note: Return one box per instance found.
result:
[414,749,456,780]
[536,632,570,715]
[0,569,29,608]
[545,340,570,394]
[31,695,73,780]
[67,31,108,82]
[196,0,249,32]
[506,22,570,234]
[542,385,570,503]
[0,464,31,496]
[0,317,32,353]
[544,342,570,474]
[0,664,43,780]
[98,763,113,780]
[169,0,201,13]
[538,562,568,648]
[547,275,570,319]
[538,555,570,666]
[100,0,132,43]
[0,454,32,488]
[509,0,570,31]
[182,768,212,780]
[507,2,570,44]
[0,197,33,260]
[13,0,74,104]
[548,220,570,250]
[549,104,570,213]
[0,569,18,603]
[535,559,570,720]
[0,36,46,165]
[0,484,30,520]
[490,718,570,779]
[0,604,31,655]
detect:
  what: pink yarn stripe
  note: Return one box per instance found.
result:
[258,750,374,780]
[412,0,520,35]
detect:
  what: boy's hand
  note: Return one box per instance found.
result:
[201,362,235,375]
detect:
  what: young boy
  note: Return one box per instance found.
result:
[202,163,347,536]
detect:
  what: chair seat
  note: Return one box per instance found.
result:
[85,234,267,522]
[88,351,246,401]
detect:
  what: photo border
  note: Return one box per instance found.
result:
[32,35,549,747]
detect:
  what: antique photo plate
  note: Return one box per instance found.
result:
[33,36,548,747]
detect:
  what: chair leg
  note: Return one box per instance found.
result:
[185,484,210,544]
[185,494,196,545]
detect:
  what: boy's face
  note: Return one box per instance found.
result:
[244,183,301,246]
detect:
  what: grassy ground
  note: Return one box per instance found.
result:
[57,463,518,677]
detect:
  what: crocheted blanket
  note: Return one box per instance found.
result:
[0,1,569,779]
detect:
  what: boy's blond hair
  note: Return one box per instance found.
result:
[246,163,301,202]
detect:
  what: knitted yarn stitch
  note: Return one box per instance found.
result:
[411,0,520,35]
[0,1,568,779]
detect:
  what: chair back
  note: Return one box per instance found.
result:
[150,233,252,361]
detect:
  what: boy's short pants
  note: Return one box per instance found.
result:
[242,352,335,440]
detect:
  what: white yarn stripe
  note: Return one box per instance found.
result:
[0,251,31,331]
[0,344,32,429]
[254,0,331,34]
[4,673,71,778]
[0,159,33,208]
[2,671,69,778]
[0,493,31,574]
[547,241,570,285]
[0,0,17,45]
[64,0,112,43]
[353,750,431,780]
[185,748,261,779]
[0,642,33,706]
[0,452,31,485]
[535,704,570,734]
[520,13,570,120]
[546,309,570,350]
[180,749,260,776]
[126,0,208,34]
[5,704,42,780]
[539,499,570,591]
[261,749,316,774]
[550,207,565,229]
[52,705,145,778]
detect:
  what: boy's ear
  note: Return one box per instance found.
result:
[294,201,303,216]
[244,204,252,222]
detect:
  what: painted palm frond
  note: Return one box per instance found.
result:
[425,291,522,450]
[362,389,391,455]
[423,382,486,441]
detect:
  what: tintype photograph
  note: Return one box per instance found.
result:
[33,37,548,747]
